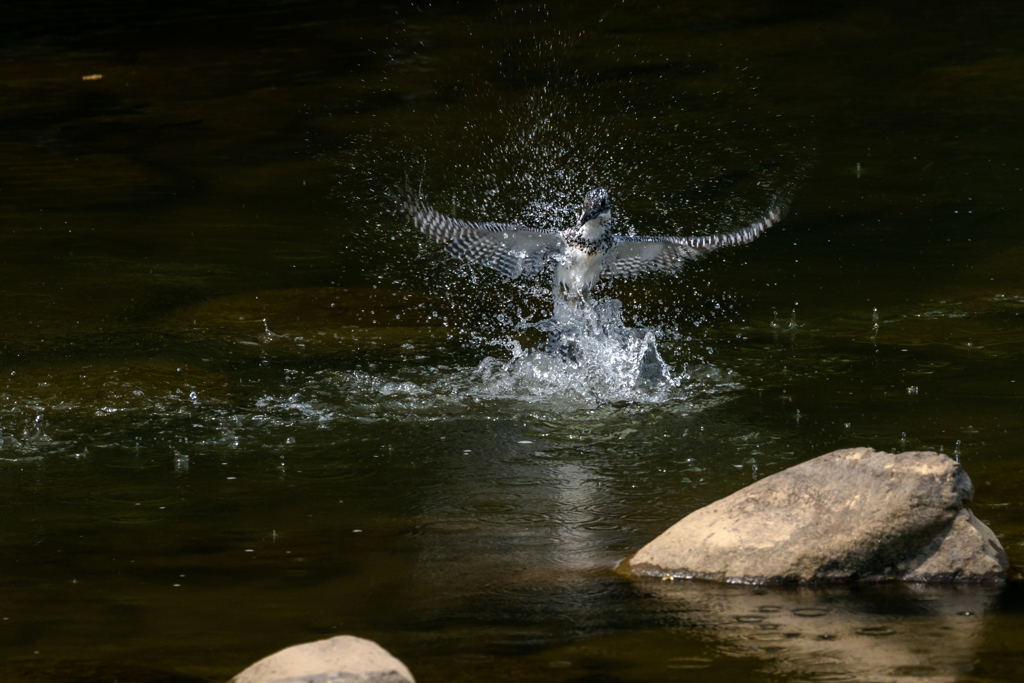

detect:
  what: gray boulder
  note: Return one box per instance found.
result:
[629,447,1009,583]
[229,635,415,683]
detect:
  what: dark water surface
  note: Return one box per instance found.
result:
[2,1,1023,681]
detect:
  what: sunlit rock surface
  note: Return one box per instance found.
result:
[229,635,414,683]
[629,447,1009,583]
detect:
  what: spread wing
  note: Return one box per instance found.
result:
[600,204,787,280]
[408,201,564,279]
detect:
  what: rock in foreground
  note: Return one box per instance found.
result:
[229,635,414,683]
[629,448,1009,584]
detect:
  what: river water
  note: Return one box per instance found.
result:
[1,2,1022,682]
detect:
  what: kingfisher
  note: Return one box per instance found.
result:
[409,188,786,303]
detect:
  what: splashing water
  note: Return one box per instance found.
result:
[1,32,801,462]
[482,297,678,403]
[329,29,804,429]
[305,295,741,422]
[0,292,744,463]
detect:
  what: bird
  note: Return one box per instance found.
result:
[408,188,787,304]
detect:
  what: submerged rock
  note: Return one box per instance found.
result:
[229,635,415,683]
[629,447,1009,584]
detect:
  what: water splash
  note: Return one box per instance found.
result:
[3,31,802,463]
[0,408,55,460]
[481,297,678,404]
[346,26,799,321]
[310,295,740,421]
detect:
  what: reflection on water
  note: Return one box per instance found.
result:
[643,581,1000,683]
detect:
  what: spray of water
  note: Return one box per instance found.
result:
[481,297,677,402]
[1,27,802,462]
[320,29,802,418]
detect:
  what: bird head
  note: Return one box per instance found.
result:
[579,188,611,226]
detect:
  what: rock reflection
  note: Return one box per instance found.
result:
[640,579,999,682]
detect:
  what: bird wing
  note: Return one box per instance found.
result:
[409,201,564,279]
[600,204,787,280]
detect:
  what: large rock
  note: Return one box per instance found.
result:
[229,635,415,683]
[629,447,1009,583]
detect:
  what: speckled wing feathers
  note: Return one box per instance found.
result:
[409,202,564,279]
[600,204,786,280]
